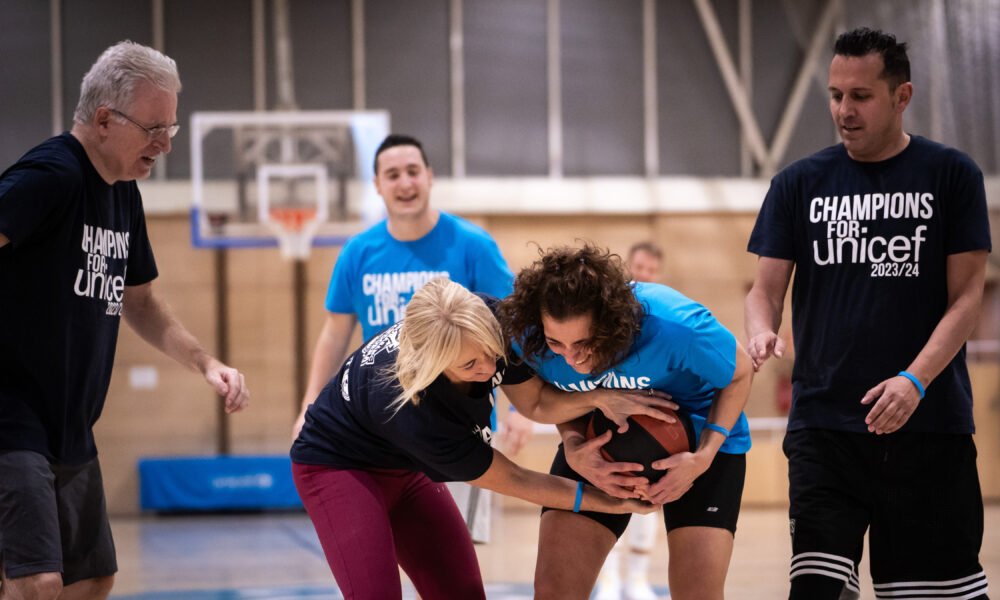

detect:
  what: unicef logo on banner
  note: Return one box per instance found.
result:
[138,456,303,511]
[212,473,275,490]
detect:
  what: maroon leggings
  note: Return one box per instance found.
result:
[292,462,484,600]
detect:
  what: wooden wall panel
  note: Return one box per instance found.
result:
[972,363,1000,499]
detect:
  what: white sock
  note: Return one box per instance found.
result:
[628,512,659,551]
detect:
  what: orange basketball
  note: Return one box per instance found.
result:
[585,406,694,483]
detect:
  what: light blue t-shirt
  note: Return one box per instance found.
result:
[522,282,751,454]
[326,211,514,341]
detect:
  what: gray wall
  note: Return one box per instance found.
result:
[1,1,52,167]
[1,0,997,176]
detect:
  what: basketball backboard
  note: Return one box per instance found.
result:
[189,110,389,258]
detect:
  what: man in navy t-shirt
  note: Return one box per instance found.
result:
[745,28,991,599]
[0,41,249,600]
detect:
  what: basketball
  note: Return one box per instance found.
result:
[585,406,695,483]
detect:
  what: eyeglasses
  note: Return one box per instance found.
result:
[109,108,180,140]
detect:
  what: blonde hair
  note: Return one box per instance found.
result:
[387,278,505,414]
[74,40,182,124]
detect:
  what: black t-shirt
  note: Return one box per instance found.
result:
[291,295,534,482]
[0,133,158,463]
[748,136,991,434]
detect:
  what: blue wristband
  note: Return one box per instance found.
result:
[897,370,926,399]
[704,423,730,439]
[572,481,584,513]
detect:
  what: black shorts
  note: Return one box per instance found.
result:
[541,443,745,538]
[784,429,988,600]
[0,451,117,585]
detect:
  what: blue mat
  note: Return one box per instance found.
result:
[138,456,302,512]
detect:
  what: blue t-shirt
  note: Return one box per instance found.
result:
[0,133,158,464]
[748,136,992,434]
[518,282,750,454]
[326,211,513,341]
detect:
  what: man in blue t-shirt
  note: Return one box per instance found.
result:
[293,134,531,541]
[0,42,250,600]
[746,28,991,599]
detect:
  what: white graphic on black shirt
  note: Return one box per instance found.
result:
[809,192,931,278]
[74,224,130,315]
[362,270,450,329]
[473,424,493,444]
[361,323,402,366]
[490,365,506,388]
[340,357,353,401]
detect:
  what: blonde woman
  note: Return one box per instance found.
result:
[291,279,670,600]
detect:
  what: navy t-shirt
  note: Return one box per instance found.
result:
[748,136,991,434]
[0,133,158,464]
[291,295,534,482]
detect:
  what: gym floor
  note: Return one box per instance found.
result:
[109,504,999,599]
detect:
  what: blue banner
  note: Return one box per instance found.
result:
[138,455,302,512]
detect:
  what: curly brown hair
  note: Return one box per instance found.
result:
[498,244,644,373]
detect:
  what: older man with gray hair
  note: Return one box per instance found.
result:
[0,41,249,600]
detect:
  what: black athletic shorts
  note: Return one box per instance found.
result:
[0,451,117,585]
[541,442,745,538]
[784,429,989,600]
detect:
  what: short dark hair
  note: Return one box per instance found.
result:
[628,241,663,260]
[499,244,643,374]
[834,27,910,90]
[373,134,430,175]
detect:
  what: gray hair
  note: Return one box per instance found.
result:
[73,40,181,125]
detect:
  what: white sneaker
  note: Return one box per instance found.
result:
[624,578,658,600]
[595,578,622,600]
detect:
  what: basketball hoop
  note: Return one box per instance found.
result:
[269,206,317,232]
[268,206,319,260]
[255,163,330,261]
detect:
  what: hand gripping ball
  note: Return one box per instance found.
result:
[586,406,695,483]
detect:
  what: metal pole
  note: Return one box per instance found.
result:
[273,0,297,111]
[739,0,753,176]
[293,259,308,414]
[213,249,231,455]
[450,0,466,177]
[693,0,771,173]
[642,0,659,178]
[352,0,366,109]
[547,0,563,177]
[50,0,62,136]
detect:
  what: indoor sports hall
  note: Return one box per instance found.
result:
[1,1,997,598]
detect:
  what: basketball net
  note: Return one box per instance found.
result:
[268,206,319,260]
